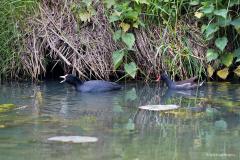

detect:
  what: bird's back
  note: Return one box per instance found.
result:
[77,80,121,92]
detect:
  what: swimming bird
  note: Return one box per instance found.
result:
[161,72,204,90]
[60,74,121,92]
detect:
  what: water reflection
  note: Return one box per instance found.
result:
[0,82,240,159]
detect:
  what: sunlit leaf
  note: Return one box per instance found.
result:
[217,68,229,79]
[206,49,218,62]
[122,33,135,49]
[215,37,228,51]
[79,11,91,22]
[214,9,228,19]
[221,53,233,67]
[207,65,214,77]
[112,50,124,69]
[194,12,204,19]
[119,22,130,32]
[234,66,240,77]
[124,62,138,78]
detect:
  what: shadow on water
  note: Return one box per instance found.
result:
[0,82,240,159]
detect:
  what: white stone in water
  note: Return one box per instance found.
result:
[138,104,180,111]
[48,136,98,143]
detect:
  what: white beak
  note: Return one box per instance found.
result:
[60,74,68,83]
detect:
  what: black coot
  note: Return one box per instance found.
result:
[60,74,121,92]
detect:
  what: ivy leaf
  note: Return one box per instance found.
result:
[112,50,124,70]
[215,37,228,51]
[124,62,138,78]
[109,15,120,22]
[190,0,199,6]
[234,66,240,77]
[113,30,122,41]
[214,9,228,19]
[207,65,214,77]
[234,48,240,62]
[104,0,116,9]
[206,49,219,62]
[122,33,135,49]
[221,53,233,67]
[217,68,229,79]
[231,18,240,28]
[204,24,219,40]
[201,5,214,14]
[119,22,130,32]
[217,17,231,27]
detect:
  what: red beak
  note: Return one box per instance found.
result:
[155,75,160,82]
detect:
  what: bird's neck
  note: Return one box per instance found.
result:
[163,76,175,88]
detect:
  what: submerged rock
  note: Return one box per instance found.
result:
[48,136,98,143]
[138,104,180,111]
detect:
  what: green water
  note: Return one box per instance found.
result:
[0,82,240,160]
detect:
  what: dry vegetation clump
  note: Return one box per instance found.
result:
[19,0,206,80]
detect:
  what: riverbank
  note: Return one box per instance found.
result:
[1,0,239,82]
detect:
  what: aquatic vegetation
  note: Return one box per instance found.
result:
[0,104,16,113]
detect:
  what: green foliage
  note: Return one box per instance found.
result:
[71,1,96,22]
[0,0,37,79]
[194,0,240,79]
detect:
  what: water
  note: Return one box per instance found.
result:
[0,81,240,160]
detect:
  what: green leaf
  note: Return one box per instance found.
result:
[124,11,139,21]
[229,0,240,7]
[234,48,240,62]
[206,49,219,62]
[109,15,120,22]
[217,17,231,27]
[104,0,116,9]
[207,65,214,77]
[215,37,228,51]
[217,68,229,79]
[231,18,240,27]
[214,9,228,19]
[113,30,122,41]
[124,62,138,78]
[234,66,240,77]
[201,5,214,14]
[122,33,135,49]
[190,0,199,6]
[112,50,124,69]
[221,53,233,67]
[204,24,219,40]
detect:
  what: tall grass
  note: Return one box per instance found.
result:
[0,0,37,80]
